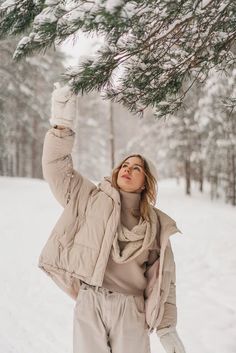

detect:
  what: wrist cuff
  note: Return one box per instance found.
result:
[156,326,177,338]
[50,127,75,138]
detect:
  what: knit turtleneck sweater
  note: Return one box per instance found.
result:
[102,189,160,297]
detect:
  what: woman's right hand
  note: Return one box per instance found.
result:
[49,82,77,132]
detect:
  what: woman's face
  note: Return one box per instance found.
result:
[117,156,146,192]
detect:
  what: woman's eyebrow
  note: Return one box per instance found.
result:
[123,161,143,168]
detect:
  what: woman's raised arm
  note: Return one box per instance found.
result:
[42,83,96,208]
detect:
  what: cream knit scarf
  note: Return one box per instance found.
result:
[111,205,158,264]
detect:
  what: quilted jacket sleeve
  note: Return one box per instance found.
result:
[156,242,177,334]
[42,127,96,208]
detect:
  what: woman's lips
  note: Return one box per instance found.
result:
[122,175,131,180]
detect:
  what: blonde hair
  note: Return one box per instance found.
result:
[111,154,158,222]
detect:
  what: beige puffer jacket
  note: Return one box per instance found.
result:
[39,127,183,335]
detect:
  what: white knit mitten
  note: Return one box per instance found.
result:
[49,82,77,131]
[157,327,186,353]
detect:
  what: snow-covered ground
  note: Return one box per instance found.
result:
[0,176,235,353]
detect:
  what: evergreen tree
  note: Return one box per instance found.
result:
[0,36,65,178]
[196,69,236,205]
[0,0,235,118]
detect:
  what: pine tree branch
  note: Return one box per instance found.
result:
[0,0,235,117]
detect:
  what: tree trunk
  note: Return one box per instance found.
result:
[185,158,191,195]
[199,159,204,192]
[108,101,115,170]
[31,118,37,178]
[231,152,236,206]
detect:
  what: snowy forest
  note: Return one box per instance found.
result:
[1,41,236,205]
[0,2,236,353]
[0,36,65,178]
[0,0,235,205]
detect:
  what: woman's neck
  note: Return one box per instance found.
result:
[119,189,141,210]
[119,189,141,231]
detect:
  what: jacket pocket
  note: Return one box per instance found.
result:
[63,243,99,277]
[58,215,83,248]
[131,296,149,329]
[132,296,146,315]
[74,287,88,315]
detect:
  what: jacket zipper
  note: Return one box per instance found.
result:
[66,170,74,204]
[148,327,155,335]
[94,199,121,288]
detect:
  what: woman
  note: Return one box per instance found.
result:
[39,84,186,353]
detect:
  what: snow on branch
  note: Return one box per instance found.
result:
[0,0,235,117]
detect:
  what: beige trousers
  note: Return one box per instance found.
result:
[73,281,151,353]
